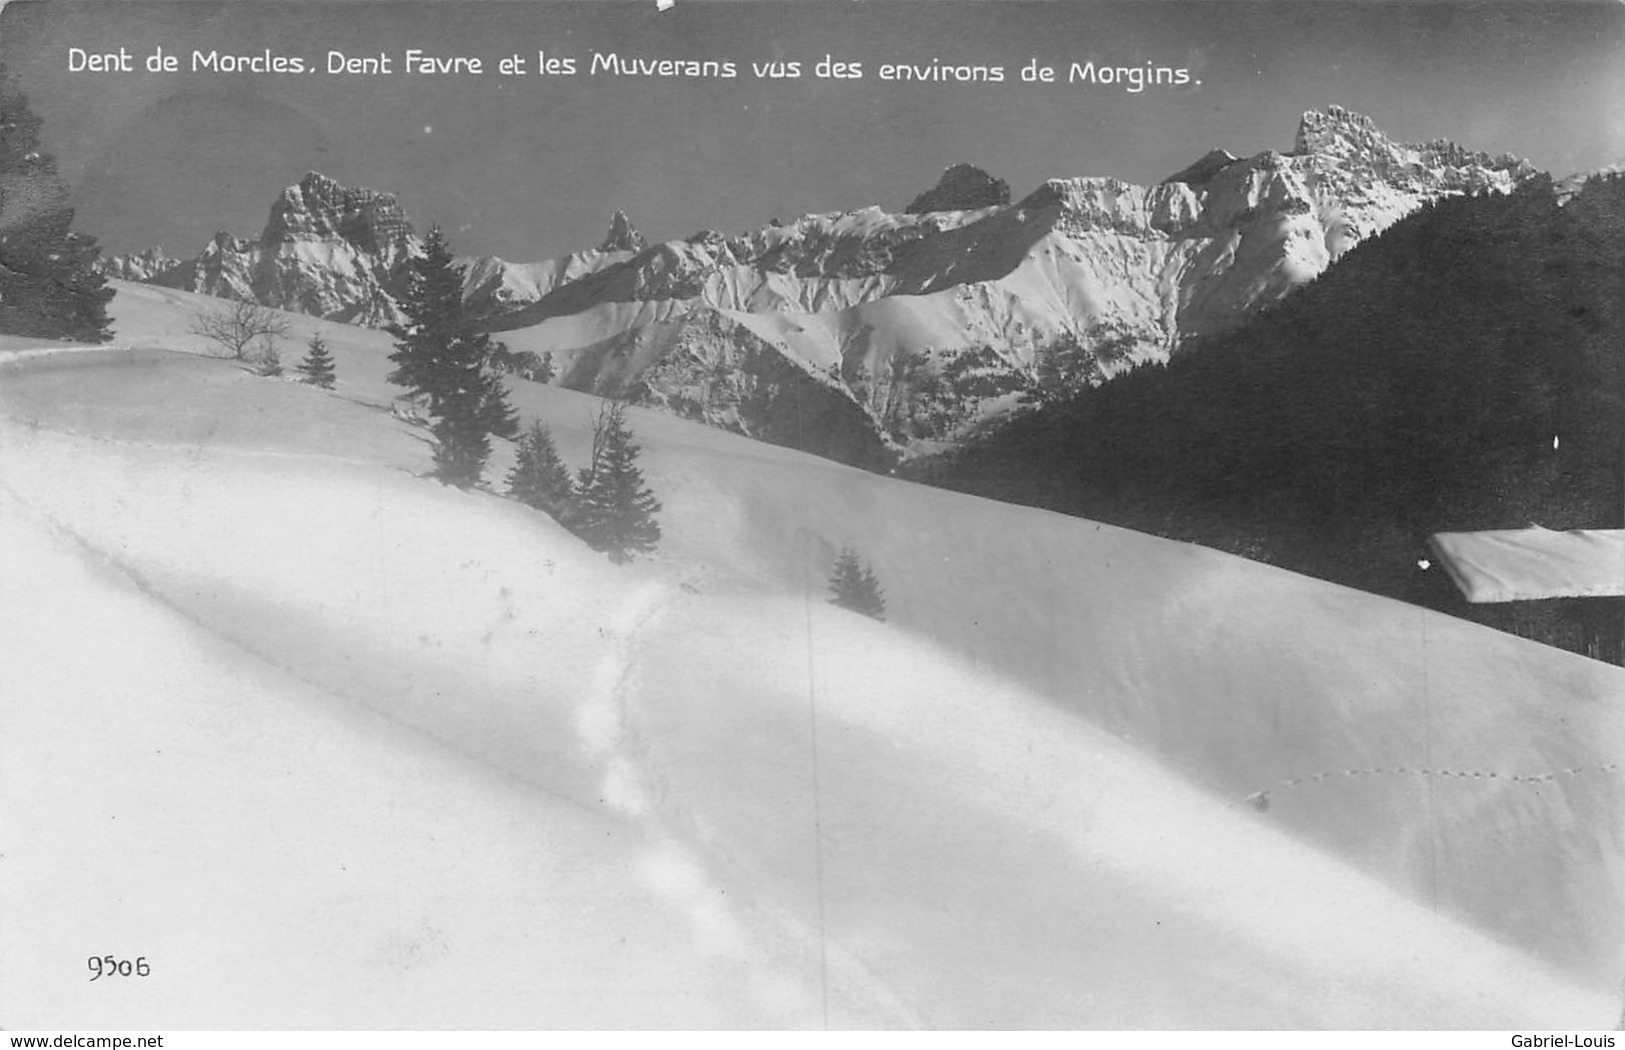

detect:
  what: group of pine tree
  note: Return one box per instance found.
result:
[828,548,886,621]
[0,66,113,342]
[928,173,1625,662]
[389,225,662,563]
[505,407,662,564]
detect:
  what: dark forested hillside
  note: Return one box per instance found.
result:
[923,175,1625,660]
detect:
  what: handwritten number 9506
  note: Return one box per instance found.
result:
[88,955,150,980]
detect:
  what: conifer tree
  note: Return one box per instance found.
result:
[387,224,517,487]
[506,420,576,521]
[0,67,113,341]
[828,548,887,621]
[430,388,492,488]
[1035,329,1103,401]
[387,225,466,413]
[573,402,661,563]
[296,333,336,388]
[478,370,520,442]
[250,338,282,377]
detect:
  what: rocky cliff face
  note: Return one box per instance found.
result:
[905,163,1012,214]
[488,107,1535,459]
[105,109,1539,465]
[252,172,417,324]
[598,210,646,253]
[106,172,419,326]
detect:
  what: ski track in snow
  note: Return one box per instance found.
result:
[579,579,833,1025]
[574,579,922,1028]
[7,415,400,472]
[0,343,110,363]
[0,429,848,1026]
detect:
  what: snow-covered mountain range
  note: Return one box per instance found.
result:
[104,106,1539,462]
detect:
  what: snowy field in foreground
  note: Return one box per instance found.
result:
[1,283,1621,1028]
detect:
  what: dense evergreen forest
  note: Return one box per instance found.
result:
[923,175,1625,661]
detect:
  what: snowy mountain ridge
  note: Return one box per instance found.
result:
[103,107,1539,461]
[489,105,1536,459]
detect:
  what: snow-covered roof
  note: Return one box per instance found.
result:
[1428,527,1625,603]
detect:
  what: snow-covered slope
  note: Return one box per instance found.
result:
[2,284,1619,1028]
[458,244,638,317]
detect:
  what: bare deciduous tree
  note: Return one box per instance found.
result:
[190,298,289,361]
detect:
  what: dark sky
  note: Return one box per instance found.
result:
[4,0,1623,261]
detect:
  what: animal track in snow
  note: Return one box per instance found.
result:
[1245,762,1622,811]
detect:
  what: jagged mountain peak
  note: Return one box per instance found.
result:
[283,170,395,212]
[205,230,252,251]
[264,171,415,256]
[98,244,181,283]
[294,170,352,199]
[1293,105,1388,157]
[905,163,1012,214]
[598,210,646,253]
[1293,105,1535,180]
[1162,149,1243,187]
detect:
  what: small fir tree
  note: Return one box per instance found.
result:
[296,333,336,388]
[507,420,576,522]
[573,402,661,563]
[0,66,114,342]
[249,338,282,377]
[828,548,887,621]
